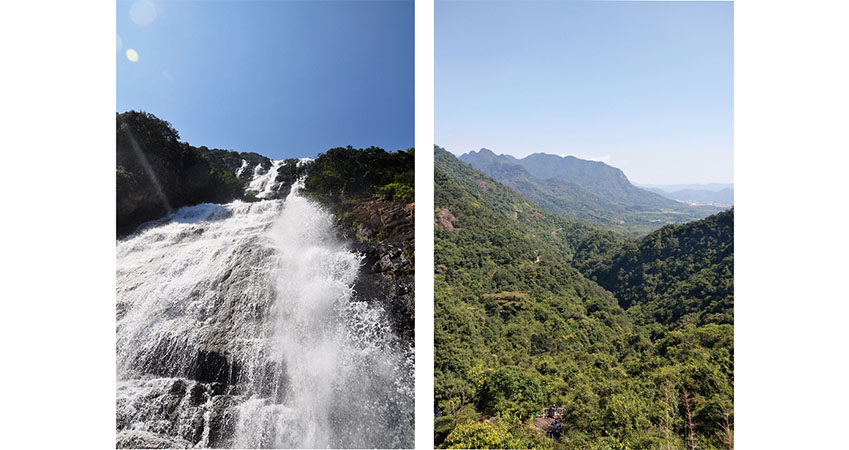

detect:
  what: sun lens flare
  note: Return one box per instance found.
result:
[126,48,139,63]
[130,0,157,27]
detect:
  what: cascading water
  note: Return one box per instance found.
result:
[235,159,249,179]
[116,169,414,448]
[248,160,285,199]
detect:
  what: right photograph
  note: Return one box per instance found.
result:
[434,1,733,449]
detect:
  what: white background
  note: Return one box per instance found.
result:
[1,0,847,448]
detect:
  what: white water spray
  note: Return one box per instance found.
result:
[116,176,413,448]
[247,161,284,199]
[235,159,249,178]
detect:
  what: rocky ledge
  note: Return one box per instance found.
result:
[324,199,415,342]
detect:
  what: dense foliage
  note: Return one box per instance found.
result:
[434,147,733,449]
[304,146,414,203]
[583,210,734,332]
[460,148,723,237]
[196,146,272,181]
[116,111,249,236]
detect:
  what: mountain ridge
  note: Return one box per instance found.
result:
[461,148,681,208]
[457,147,723,236]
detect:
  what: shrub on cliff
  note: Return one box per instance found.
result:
[304,146,414,202]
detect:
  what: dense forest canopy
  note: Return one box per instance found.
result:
[434,147,733,449]
[582,210,734,333]
[305,146,414,203]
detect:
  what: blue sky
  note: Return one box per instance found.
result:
[436,0,733,185]
[117,0,413,159]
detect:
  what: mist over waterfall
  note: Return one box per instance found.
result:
[116,165,414,448]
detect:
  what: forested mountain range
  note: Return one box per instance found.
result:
[434,146,733,449]
[459,148,723,236]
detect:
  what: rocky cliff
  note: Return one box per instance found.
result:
[330,199,415,341]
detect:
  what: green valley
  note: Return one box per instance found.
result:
[434,147,733,449]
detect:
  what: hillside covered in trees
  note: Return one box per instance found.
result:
[116,111,249,236]
[434,147,733,449]
[581,210,734,333]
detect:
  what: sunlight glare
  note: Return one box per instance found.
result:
[130,1,157,27]
[126,49,139,63]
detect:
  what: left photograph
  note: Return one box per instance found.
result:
[115,1,414,449]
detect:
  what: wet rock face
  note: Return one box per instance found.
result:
[191,350,241,384]
[116,430,192,449]
[125,343,243,386]
[116,201,284,448]
[326,199,415,342]
[117,378,242,449]
[273,158,312,198]
[207,396,239,448]
[117,228,279,388]
[352,241,415,341]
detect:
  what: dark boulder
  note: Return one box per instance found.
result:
[206,396,238,448]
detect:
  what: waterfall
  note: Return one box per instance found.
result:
[235,159,249,178]
[116,177,413,448]
[247,160,285,199]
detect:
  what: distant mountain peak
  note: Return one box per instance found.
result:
[453,146,723,235]
[462,148,634,187]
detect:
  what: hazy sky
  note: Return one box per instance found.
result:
[436,0,733,185]
[117,0,413,160]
